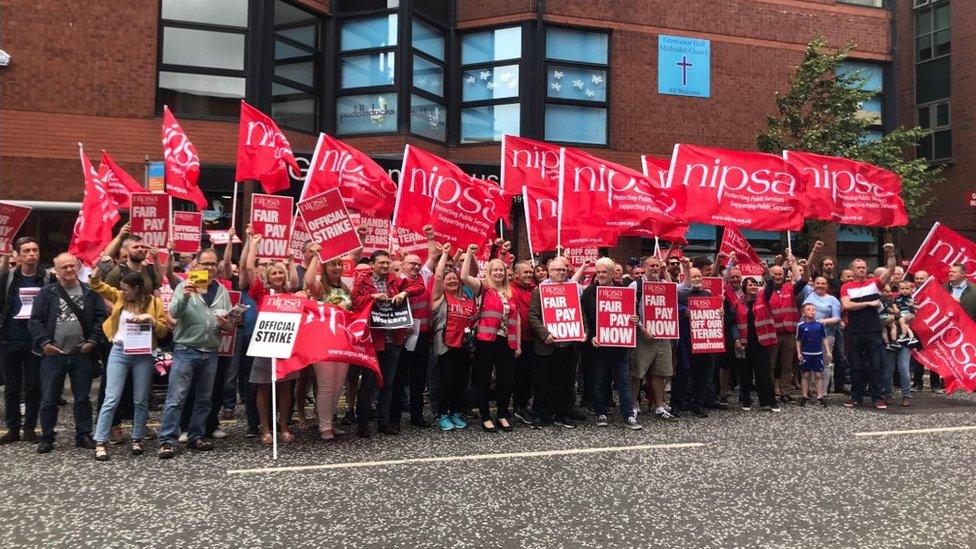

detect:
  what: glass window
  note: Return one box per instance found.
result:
[917,99,951,161]
[271,1,322,132]
[334,0,398,12]
[838,62,883,92]
[341,14,398,51]
[412,19,444,60]
[410,95,446,142]
[161,0,247,27]
[545,105,607,144]
[158,71,245,118]
[413,56,443,96]
[276,39,312,60]
[272,83,317,133]
[936,102,950,126]
[275,61,315,87]
[336,93,398,134]
[918,106,930,129]
[934,130,951,159]
[461,27,521,64]
[916,56,950,104]
[546,65,606,101]
[461,65,519,101]
[546,28,608,64]
[162,27,245,70]
[916,3,950,61]
[275,2,318,47]
[461,104,520,143]
[341,52,396,88]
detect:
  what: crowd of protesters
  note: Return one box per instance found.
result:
[0,223,973,461]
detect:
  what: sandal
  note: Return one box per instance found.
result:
[281,431,296,444]
[260,433,273,445]
[131,439,144,456]
[319,429,335,441]
[94,443,109,462]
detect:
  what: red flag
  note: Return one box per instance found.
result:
[98,151,144,209]
[665,144,805,231]
[501,135,562,192]
[69,144,121,264]
[235,101,301,195]
[394,145,512,251]
[719,226,763,265]
[784,150,907,227]
[161,106,207,210]
[622,154,689,244]
[301,133,397,217]
[276,298,381,384]
[911,278,976,393]
[908,222,976,284]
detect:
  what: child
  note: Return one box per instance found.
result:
[893,281,919,348]
[796,303,831,407]
[879,292,899,350]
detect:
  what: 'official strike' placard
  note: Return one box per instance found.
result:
[247,293,304,359]
[298,189,362,263]
[595,286,636,348]
[130,193,171,249]
[642,281,679,339]
[250,193,293,260]
[171,211,202,254]
[688,296,725,354]
[540,282,585,342]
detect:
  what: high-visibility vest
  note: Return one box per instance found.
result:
[737,297,777,346]
[409,275,432,332]
[769,282,799,334]
[442,292,476,349]
[475,287,519,350]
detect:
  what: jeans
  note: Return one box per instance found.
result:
[39,352,94,442]
[590,349,634,420]
[222,330,246,411]
[236,337,259,430]
[849,333,884,403]
[882,346,913,398]
[1,340,40,433]
[820,335,835,396]
[831,329,849,390]
[159,345,218,445]
[181,355,228,436]
[94,346,153,442]
[358,346,401,426]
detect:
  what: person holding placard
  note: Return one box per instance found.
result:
[629,255,677,421]
[735,278,780,412]
[430,243,476,432]
[461,244,521,433]
[676,257,724,418]
[0,237,53,444]
[87,271,169,460]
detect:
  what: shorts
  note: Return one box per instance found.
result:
[879,312,894,325]
[249,356,301,384]
[800,355,824,373]
[631,337,673,378]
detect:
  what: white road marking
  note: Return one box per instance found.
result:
[226,442,705,475]
[853,425,976,437]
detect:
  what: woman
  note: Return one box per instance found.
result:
[89,271,169,460]
[246,233,300,445]
[735,278,780,412]
[431,243,475,431]
[303,243,353,440]
[801,276,842,398]
[460,244,521,432]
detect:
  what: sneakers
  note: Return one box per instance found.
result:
[36,440,53,454]
[885,342,900,351]
[897,335,911,344]
[933,388,945,395]
[595,414,609,427]
[356,423,371,438]
[908,338,922,350]
[843,400,858,408]
[626,416,643,430]
[769,406,782,413]
[0,431,20,444]
[178,433,189,444]
[740,405,752,412]
[874,400,888,410]
[76,435,96,450]
[212,429,228,439]
[513,408,535,425]
[554,416,576,429]
[450,413,468,430]
[654,408,677,420]
[157,443,175,459]
[437,415,454,431]
[189,439,214,451]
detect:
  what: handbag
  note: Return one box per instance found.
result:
[54,284,102,378]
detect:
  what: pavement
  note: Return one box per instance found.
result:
[0,391,975,549]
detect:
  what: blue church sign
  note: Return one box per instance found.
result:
[658,35,711,98]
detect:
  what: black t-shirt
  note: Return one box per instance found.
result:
[841,277,883,334]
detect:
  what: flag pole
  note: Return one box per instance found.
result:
[271,358,278,460]
[230,181,239,230]
[786,231,793,253]
[654,236,661,258]
[521,186,536,265]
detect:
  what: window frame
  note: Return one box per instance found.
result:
[541,24,611,147]
[917,98,952,162]
[270,0,325,134]
[913,0,951,163]
[914,0,950,63]
[335,8,401,137]
[408,12,449,144]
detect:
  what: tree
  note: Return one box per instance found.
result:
[758,36,940,236]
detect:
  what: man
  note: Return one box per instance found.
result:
[350,250,425,437]
[909,269,941,393]
[947,264,976,321]
[841,244,896,410]
[583,258,642,429]
[293,241,315,291]
[0,238,53,443]
[629,256,677,420]
[528,256,581,428]
[157,249,233,458]
[764,253,806,402]
[102,233,161,292]
[30,253,108,454]
[675,257,726,417]
[511,259,538,424]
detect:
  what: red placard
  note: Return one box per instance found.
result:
[701,277,724,298]
[0,202,32,253]
[392,227,429,262]
[564,247,599,277]
[738,263,765,283]
[594,286,636,348]
[289,214,312,261]
[218,291,241,357]
[171,211,202,254]
[347,213,390,255]
[298,189,363,263]
[159,282,174,313]
[642,281,679,339]
[539,282,585,342]
[130,193,171,249]
[250,193,294,260]
[688,296,725,354]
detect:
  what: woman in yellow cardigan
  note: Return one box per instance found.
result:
[88,271,169,461]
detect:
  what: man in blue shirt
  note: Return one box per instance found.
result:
[947,264,976,321]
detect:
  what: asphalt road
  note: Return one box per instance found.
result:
[0,391,974,548]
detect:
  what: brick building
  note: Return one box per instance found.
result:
[1,0,955,267]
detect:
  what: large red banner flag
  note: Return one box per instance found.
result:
[559,147,681,249]
[69,144,121,264]
[719,226,763,265]
[235,101,301,195]
[784,150,907,227]
[623,154,688,243]
[301,133,397,217]
[161,106,207,210]
[908,222,976,284]
[98,151,144,209]
[394,144,511,251]
[501,135,562,192]
[910,277,976,393]
[665,144,805,231]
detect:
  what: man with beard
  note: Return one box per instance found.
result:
[103,235,161,293]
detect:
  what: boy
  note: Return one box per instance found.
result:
[796,303,831,407]
[893,281,919,348]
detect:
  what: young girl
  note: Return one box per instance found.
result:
[795,303,831,407]
[431,243,475,431]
